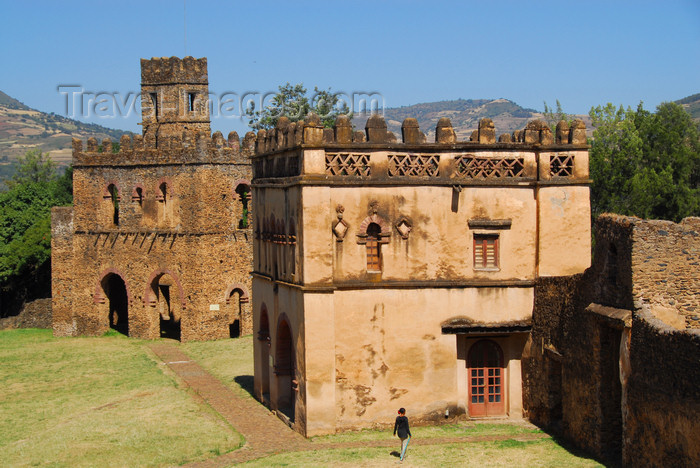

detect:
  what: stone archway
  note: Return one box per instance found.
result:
[275,317,295,421]
[225,284,250,338]
[144,270,185,341]
[101,273,129,336]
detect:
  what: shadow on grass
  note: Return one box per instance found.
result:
[390,450,400,458]
[538,425,619,468]
[234,375,255,398]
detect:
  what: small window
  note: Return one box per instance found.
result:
[474,234,498,270]
[366,223,382,272]
[133,186,143,206]
[188,93,195,112]
[150,92,158,119]
[235,184,251,229]
[158,182,168,203]
[107,184,119,226]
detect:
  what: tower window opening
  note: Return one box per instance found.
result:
[150,92,158,119]
[188,93,195,112]
[108,184,119,226]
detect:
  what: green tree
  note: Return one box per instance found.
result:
[0,151,72,283]
[8,149,57,187]
[247,83,350,130]
[543,99,571,133]
[589,101,700,221]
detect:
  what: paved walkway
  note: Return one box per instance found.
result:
[149,343,548,466]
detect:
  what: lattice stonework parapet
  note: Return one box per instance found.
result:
[550,153,574,177]
[455,155,525,178]
[325,153,371,176]
[388,154,440,177]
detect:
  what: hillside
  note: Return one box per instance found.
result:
[0,91,131,179]
[352,98,592,141]
[676,93,700,122]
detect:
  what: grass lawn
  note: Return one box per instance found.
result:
[310,421,542,443]
[181,334,255,399]
[242,439,603,467]
[0,329,242,467]
[1,331,603,467]
[181,336,603,467]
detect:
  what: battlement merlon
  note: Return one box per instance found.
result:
[71,131,256,167]
[250,114,589,154]
[250,114,590,183]
[140,56,208,85]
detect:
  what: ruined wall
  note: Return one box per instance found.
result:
[51,207,74,336]
[525,214,700,465]
[630,217,700,328]
[624,308,700,467]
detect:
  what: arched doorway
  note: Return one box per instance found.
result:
[258,306,271,401]
[275,318,295,421]
[226,287,248,338]
[102,273,128,336]
[150,273,181,340]
[468,339,505,416]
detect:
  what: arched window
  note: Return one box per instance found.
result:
[356,212,390,273]
[132,186,144,206]
[366,222,382,271]
[235,183,251,229]
[105,184,120,226]
[155,179,174,226]
[157,182,168,203]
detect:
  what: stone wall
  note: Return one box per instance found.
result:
[0,298,52,330]
[52,57,254,342]
[525,214,700,465]
[624,308,700,467]
[630,217,700,328]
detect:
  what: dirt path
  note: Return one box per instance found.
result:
[149,343,548,466]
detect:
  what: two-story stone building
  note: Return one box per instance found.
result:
[251,114,591,436]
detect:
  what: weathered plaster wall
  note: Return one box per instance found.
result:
[318,185,538,283]
[330,287,532,430]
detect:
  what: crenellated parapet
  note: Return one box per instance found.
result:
[252,113,588,154]
[72,130,256,167]
[251,113,590,183]
[141,56,208,85]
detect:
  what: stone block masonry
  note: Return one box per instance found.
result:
[52,57,253,342]
[525,214,700,466]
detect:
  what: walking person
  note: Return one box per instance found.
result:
[393,407,411,461]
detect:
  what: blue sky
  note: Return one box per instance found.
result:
[1,0,698,135]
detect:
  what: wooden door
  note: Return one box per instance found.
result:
[468,340,505,416]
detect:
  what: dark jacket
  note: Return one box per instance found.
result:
[393,415,411,439]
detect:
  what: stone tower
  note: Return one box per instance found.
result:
[140,56,211,147]
[51,57,254,342]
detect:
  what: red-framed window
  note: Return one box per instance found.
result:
[474,234,498,269]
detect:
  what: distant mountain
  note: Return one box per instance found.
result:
[675,93,700,122]
[0,91,31,111]
[0,91,131,180]
[352,98,592,141]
